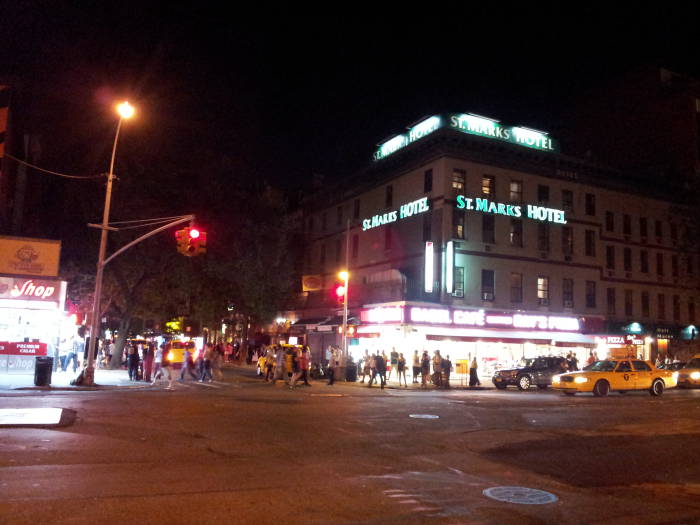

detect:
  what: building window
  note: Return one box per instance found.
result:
[655,220,662,238]
[623,247,632,272]
[642,291,650,317]
[607,288,616,315]
[673,295,681,322]
[562,190,574,212]
[625,290,633,317]
[585,193,596,216]
[672,255,679,277]
[353,199,360,220]
[658,293,666,320]
[453,209,465,240]
[563,278,574,307]
[689,298,696,324]
[562,227,573,255]
[670,223,678,244]
[320,243,326,266]
[423,169,433,193]
[606,246,615,270]
[537,223,549,252]
[537,184,549,203]
[585,230,596,257]
[452,169,466,192]
[509,180,522,202]
[482,175,495,196]
[384,227,392,250]
[335,239,342,262]
[657,253,664,276]
[623,214,631,236]
[510,273,523,303]
[336,206,343,226]
[586,281,596,308]
[640,250,649,273]
[351,234,359,259]
[482,215,495,244]
[453,267,465,297]
[321,212,327,232]
[640,217,648,238]
[509,219,522,247]
[537,276,549,305]
[482,269,495,301]
[423,213,432,242]
[385,185,393,208]
[605,211,615,232]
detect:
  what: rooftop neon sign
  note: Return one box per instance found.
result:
[373,113,558,161]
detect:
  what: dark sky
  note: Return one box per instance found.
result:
[1,5,698,189]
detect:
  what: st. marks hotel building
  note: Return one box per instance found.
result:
[283,108,700,374]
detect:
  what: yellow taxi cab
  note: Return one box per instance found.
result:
[551,358,678,397]
[677,354,700,388]
[165,340,198,368]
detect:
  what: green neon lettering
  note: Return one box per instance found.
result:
[476,198,488,212]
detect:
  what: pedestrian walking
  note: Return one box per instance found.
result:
[412,350,420,384]
[442,354,452,389]
[152,344,174,390]
[374,352,387,389]
[142,343,154,382]
[359,350,370,383]
[388,348,398,380]
[327,347,340,386]
[469,356,481,387]
[292,346,311,388]
[420,351,430,388]
[432,350,443,388]
[64,336,82,373]
[127,343,140,381]
[179,348,198,381]
[264,348,275,382]
[200,343,214,382]
[367,353,377,387]
[397,353,407,387]
[272,345,285,384]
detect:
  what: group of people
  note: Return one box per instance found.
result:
[256,345,313,389]
[358,349,470,389]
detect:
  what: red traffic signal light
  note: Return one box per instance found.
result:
[335,285,346,298]
[189,228,200,239]
[175,227,206,256]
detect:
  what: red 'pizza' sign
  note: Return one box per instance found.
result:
[0,342,47,356]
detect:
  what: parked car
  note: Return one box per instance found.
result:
[492,356,568,390]
[552,359,677,396]
[677,355,700,388]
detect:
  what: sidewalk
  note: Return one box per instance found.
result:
[0,368,146,391]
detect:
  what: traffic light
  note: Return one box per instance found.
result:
[175,227,206,256]
[334,283,346,305]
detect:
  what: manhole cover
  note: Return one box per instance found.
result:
[409,414,439,419]
[483,486,557,505]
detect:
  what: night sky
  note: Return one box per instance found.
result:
[1,5,697,192]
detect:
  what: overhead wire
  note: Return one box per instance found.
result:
[4,153,106,180]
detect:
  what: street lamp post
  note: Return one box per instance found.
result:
[84,101,134,386]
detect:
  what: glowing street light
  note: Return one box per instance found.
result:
[84,101,136,385]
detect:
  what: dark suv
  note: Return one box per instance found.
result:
[492,356,568,390]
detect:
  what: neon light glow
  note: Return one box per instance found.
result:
[425,242,434,293]
[456,195,566,225]
[362,197,430,231]
[362,306,404,324]
[445,241,454,294]
[374,116,441,160]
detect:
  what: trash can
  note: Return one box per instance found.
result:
[34,356,53,386]
[345,361,357,382]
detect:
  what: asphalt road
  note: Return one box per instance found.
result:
[1,368,700,525]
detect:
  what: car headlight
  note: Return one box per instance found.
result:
[690,371,700,380]
[574,376,589,384]
[552,375,561,383]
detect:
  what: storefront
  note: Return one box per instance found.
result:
[354,302,599,378]
[0,276,69,373]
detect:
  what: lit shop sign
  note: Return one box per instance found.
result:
[601,335,645,346]
[0,277,59,301]
[449,114,556,152]
[361,306,404,324]
[10,280,56,300]
[373,113,557,161]
[411,307,580,331]
[360,305,580,331]
[362,197,430,231]
[456,196,567,225]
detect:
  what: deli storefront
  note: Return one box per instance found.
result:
[0,276,68,373]
[354,302,602,378]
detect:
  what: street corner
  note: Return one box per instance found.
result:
[0,407,76,428]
